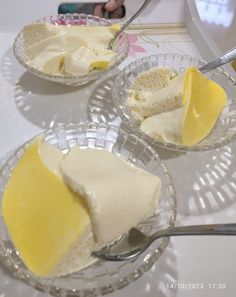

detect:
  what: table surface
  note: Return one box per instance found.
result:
[1,25,236,297]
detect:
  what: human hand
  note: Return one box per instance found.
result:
[94,0,125,18]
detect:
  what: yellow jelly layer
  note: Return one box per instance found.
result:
[182,67,227,146]
[109,24,121,33]
[90,60,109,69]
[232,60,236,72]
[2,140,90,277]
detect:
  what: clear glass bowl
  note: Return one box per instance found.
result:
[13,14,129,87]
[113,54,236,151]
[0,123,176,296]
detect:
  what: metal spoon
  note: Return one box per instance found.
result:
[108,0,152,50]
[199,47,236,73]
[92,223,236,261]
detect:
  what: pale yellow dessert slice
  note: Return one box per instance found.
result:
[63,24,120,45]
[126,69,182,118]
[22,22,120,49]
[22,23,63,48]
[63,47,95,76]
[133,66,227,146]
[61,147,161,244]
[140,107,184,144]
[182,67,227,146]
[23,23,119,76]
[64,47,116,75]
[1,139,93,277]
[129,68,176,101]
[28,51,65,75]
[26,35,87,59]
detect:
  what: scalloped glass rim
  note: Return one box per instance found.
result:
[112,54,236,152]
[0,123,176,296]
[13,14,129,86]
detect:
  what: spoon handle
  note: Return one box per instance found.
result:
[199,47,236,73]
[108,0,152,49]
[92,223,236,261]
[119,0,152,32]
[152,223,236,240]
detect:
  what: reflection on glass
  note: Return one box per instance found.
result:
[195,0,234,27]
[171,143,236,216]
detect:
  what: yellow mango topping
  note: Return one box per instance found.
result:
[109,24,121,33]
[232,60,236,72]
[2,140,90,277]
[182,67,227,146]
[90,60,109,69]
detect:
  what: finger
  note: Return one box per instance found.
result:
[93,4,105,17]
[105,0,125,12]
[109,7,125,19]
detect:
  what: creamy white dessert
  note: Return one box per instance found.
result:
[140,107,184,145]
[126,67,227,146]
[2,139,161,277]
[127,74,183,118]
[63,46,116,76]
[22,23,62,48]
[61,147,161,244]
[40,141,96,277]
[23,23,120,76]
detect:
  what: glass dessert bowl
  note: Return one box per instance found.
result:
[13,14,129,87]
[0,123,176,296]
[113,54,236,151]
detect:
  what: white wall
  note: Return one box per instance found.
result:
[0,0,62,32]
[0,0,185,32]
[125,0,185,24]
